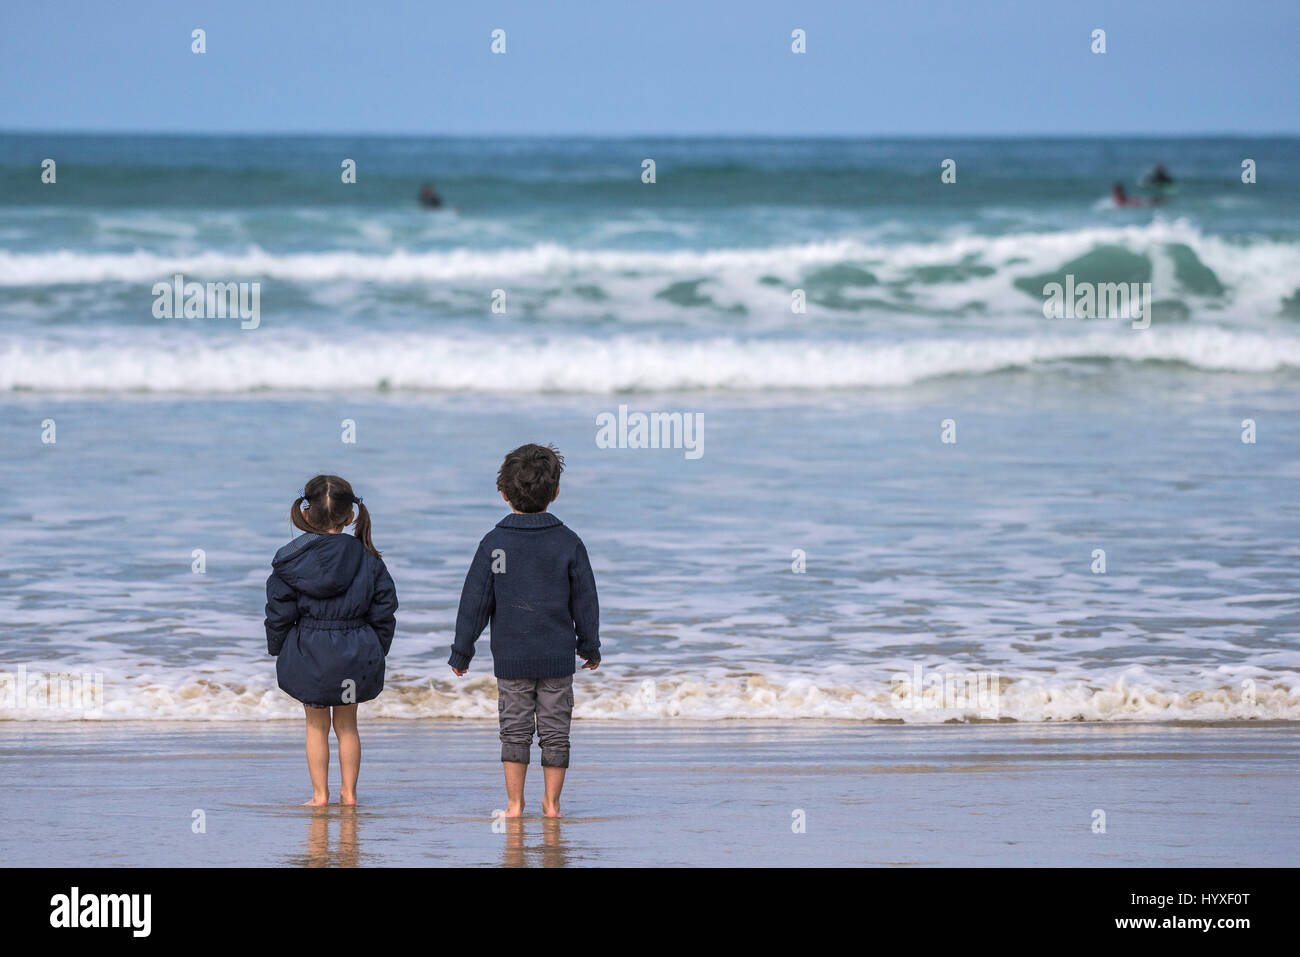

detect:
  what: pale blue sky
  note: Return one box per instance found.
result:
[2,0,1297,135]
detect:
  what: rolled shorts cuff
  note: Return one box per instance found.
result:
[540,747,570,769]
[500,742,531,764]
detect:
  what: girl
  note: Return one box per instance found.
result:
[264,475,398,806]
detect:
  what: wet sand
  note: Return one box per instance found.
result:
[2,720,1297,867]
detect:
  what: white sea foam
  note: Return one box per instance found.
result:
[2,667,1296,722]
[2,326,1297,394]
[0,241,866,284]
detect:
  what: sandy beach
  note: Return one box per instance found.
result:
[2,720,1296,867]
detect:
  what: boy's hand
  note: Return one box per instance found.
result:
[581,659,600,670]
[450,666,467,676]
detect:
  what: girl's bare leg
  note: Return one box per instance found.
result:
[332,704,360,805]
[303,706,331,805]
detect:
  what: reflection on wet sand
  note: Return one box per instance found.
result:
[501,818,571,868]
[289,807,362,867]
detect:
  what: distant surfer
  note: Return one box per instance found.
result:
[418,183,443,209]
[1140,163,1175,189]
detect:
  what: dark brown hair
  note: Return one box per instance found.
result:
[497,444,564,513]
[290,474,381,558]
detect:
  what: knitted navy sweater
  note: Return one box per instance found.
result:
[448,512,600,678]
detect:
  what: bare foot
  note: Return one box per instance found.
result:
[340,792,357,806]
[541,803,563,818]
[302,794,329,807]
[503,803,525,818]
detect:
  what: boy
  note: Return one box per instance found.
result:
[448,443,600,818]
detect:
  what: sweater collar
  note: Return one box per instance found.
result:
[497,512,562,529]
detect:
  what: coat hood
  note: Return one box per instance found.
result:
[272,533,365,598]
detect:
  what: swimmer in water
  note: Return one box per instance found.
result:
[419,183,442,209]
[1142,163,1175,188]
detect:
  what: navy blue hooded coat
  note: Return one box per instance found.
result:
[265,532,398,707]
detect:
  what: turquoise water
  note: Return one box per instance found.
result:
[0,134,1297,721]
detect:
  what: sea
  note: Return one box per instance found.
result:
[1,133,1297,722]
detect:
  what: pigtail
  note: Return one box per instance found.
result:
[290,496,315,534]
[353,500,381,558]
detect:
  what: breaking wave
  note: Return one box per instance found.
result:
[3,326,1298,394]
[3,668,1295,722]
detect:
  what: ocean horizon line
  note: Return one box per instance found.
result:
[5,128,1300,141]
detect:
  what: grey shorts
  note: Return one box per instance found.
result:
[497,676,574,768]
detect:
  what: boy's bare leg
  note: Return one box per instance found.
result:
[503,761,527,816]
[541,766,566,818]
[332,704,360,805]
[303,706,331,805]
